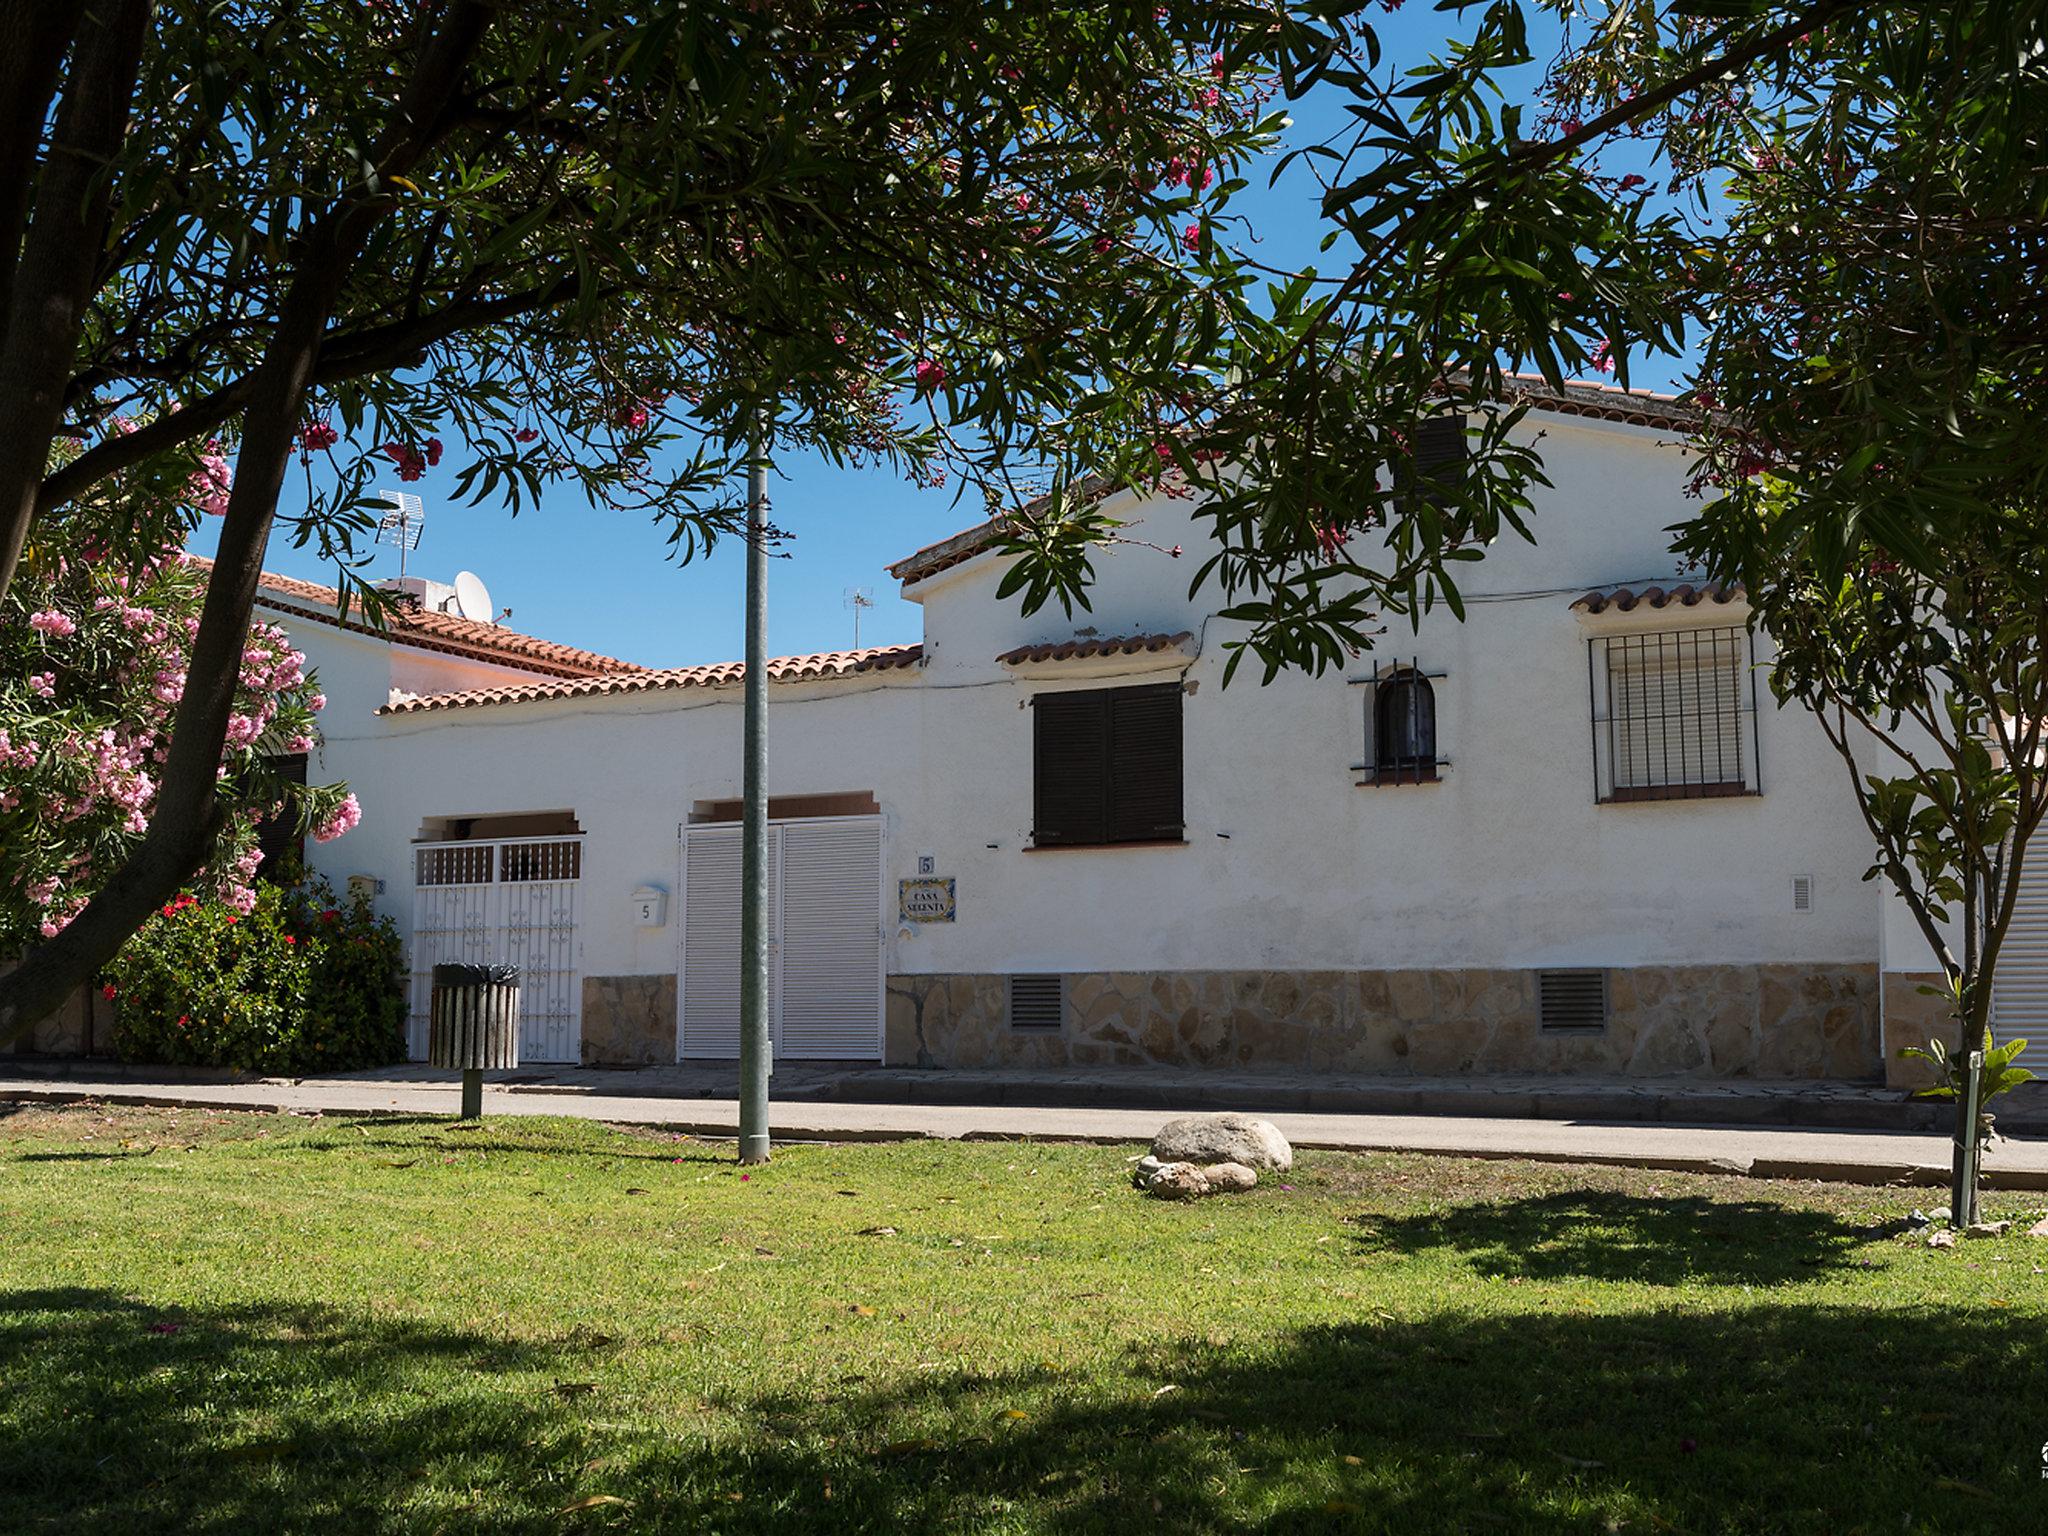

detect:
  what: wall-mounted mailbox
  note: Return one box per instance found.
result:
[631,885,668,927]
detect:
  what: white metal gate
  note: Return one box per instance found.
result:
[680,816,883,1060]
[410,837,583,1063]
[1991,850,2048,1075]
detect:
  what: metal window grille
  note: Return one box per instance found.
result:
[1588,626,1759,803]
[1008,974,1065,1031]
[1538,969,1609,1031]
[1350,657,1448,786]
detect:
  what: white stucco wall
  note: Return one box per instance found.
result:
[289,412,1883,988]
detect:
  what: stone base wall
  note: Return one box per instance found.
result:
[885,964,1882,1079]
[580,974,677,1066]
[1881,971,1953,1090]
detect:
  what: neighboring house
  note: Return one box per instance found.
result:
[271,378,2033,1084]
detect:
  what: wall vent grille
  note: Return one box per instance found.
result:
[1008,974,1066,1031]
[1791,874,1814,913]
[1538,969,1609,1032]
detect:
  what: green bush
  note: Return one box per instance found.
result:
[104,874,406,1072]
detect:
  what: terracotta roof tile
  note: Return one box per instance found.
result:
[211,560,645,678]
[1570,581,1746,615]
[378,644,924,715]
[886,380,1700,587]
[995,631,1194,666]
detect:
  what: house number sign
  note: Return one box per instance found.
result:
[898,877,956,924]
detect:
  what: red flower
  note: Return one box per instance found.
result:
[101,983,117,1000]
[321,909,339,923]
[1181,223,1201,253]
[514,427,539,444]
[913,358,946,394]
[425,437,444,467]
[283,934,296,945]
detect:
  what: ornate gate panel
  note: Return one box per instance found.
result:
[409,837,583,1062]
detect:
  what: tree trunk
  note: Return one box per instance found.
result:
[0,1,496,1047]
[0,0,151,604]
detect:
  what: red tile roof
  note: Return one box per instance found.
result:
[886,380,1701,588]
[378,644,924,715]
[996,632,1194,666]
[212,560,645,679]
[1570,581,1746,615]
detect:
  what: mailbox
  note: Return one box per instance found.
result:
[631,885,668,927]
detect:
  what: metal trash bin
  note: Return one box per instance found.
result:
[428,962,520,1118]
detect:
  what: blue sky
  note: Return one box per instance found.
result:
[192,9,1690,671]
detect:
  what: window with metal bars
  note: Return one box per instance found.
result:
[1588,626,1759,803]
[1352,659,1446,785]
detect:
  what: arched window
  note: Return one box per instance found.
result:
[1374,672,1436,782]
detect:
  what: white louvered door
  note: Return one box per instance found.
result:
[1991,850,2048,1074]
[680,817,881,1061]
[681,824,779,1059]
[778,819,884,1059]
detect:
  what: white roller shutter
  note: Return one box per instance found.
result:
[681,825,779,1059]
[778,819,884,1059]
[1991,850,2048,1074]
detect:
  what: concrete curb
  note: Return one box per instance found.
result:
[12,1084,2046,1191]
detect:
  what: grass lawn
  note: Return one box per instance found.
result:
[1,1104,2044,1534]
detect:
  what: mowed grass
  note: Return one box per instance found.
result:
[1,1105,2044,1534]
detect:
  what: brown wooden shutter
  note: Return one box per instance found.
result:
[1106,682,1183,842]
[1032,690,1108,846]
[1399,413,1468,510]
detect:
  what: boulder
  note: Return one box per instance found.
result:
[1200,1161,1259,1194]
[1142,1160,1259,1199]
[1143,1161,1211,1200]
[1151,1113,1293,1173]
[1131,1154,1167,1190]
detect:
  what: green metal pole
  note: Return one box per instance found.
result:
[460,1067,482,1121]
[738,404,773,1165]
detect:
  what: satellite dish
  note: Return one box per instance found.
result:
[452,570,494,623]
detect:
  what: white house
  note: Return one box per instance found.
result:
[268,378,2034,1085]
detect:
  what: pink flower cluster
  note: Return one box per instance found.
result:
[380,437,444,481]
[188,443,233,517]
[28,609,76,639]
[314,792,363,844]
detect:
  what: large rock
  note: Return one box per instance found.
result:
[1142,1160,1258,1199]
[1151,1113,1293,1173]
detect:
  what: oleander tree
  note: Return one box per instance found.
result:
[0,0,1311,1040]
[1,507,356,955]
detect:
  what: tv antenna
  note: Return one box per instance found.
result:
[375,491,425,577]
[844,585,875,648]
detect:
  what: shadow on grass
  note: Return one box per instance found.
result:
[0,1288,571,1534]
[3,1285,2037,1533]
[1346,1189,1884,1285]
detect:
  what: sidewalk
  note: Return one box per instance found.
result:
[6,1061,2046,1190]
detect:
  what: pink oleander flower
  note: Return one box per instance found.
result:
[913,358,946,394]
[380,442,427,481]
[1591,338,1616,375]
[426,436,444,467]
[28,609,76,639]
[1181,222,1201,253]
[29,672,56,699]
[308,693,327,714]
[313,792,362,843]
[515,427,539,443]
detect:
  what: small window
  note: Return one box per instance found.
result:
[1031,683,1184,848]
[254,753,310,883]
[1394,413,1468,511]
[1538,969,1608,1032]
[1374,673,1437,782]
[1590,627,1759,803]
[1008,975,1065,1031]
